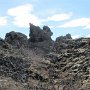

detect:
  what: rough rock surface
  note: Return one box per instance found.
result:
[5,31,28,48]
[56,33,72,42]
[0,38,10,49]
[29,23,53,52]
[0,24,90,90]
[29,23,53,42]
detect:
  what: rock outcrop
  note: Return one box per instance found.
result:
[56,33,72,42]
[5,31,28,48]
[29,23,53,52]
[54,34,72,53]
[29,23,53,42]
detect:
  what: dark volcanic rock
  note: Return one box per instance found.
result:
[0,38,10,49]
[54,34,72,53]
[43,25,53,37]
[0,24,90,90]
[56,33,72,42]
[29,23,54,52]
[0,54,31,83]
[5,31,28,48]
[29,23,53,42]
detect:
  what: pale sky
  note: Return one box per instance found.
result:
[0,0,90,40]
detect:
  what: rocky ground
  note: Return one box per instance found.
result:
[0,24,90,90]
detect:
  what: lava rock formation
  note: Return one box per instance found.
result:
[0,24,90,90]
